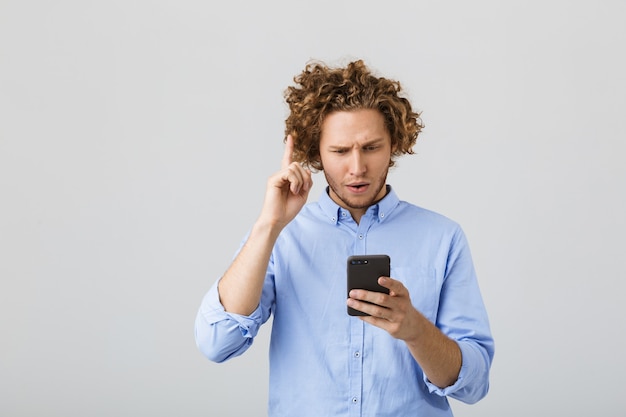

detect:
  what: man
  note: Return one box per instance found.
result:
[195,60,494,416]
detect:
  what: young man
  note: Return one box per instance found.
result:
[195,60,494,416]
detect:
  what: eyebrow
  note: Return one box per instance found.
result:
[327,138,386,150]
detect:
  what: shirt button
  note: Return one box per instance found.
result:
[354,351,361,358]
[352,397,358,404]
[358,234,363,239]
[380,212,385,218]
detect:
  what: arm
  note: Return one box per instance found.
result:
[195,136,312,362]
[347,277,461,388]
[217,135,312,315]
[347,227,494,400]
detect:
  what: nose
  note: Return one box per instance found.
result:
[349,151,366,176]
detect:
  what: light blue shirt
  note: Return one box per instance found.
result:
[195,186,494,417]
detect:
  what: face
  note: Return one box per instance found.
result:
[319,109,393,222]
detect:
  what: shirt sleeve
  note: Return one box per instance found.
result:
[194,271,274,363]
[422,225,495,404]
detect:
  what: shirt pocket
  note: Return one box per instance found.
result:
[390,266,441,322]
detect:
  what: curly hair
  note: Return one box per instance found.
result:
[284,59,424,171]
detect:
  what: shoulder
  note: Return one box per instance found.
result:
[394,200,461,230]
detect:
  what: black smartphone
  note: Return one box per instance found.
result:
[347,254,391,316]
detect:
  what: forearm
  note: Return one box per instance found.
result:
[218,220,282,315]
[405,313,462,389]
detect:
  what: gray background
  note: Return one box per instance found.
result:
[1,0,625,416]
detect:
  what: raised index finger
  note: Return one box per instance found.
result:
[281,134,295,169]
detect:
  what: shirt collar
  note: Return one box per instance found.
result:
[318,185,400,225]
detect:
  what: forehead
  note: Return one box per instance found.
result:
[320,109,389,146]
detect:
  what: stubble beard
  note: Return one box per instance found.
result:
[324,170,389,211]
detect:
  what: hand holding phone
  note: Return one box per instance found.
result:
[347,254,390,316]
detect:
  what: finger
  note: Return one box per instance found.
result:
[377,276,407,297]
[301,165,313,193]
[346,298,391,320]
[280,163,306,194]
[349,289,390,309]
[280,164,313,197]
[281,134,295,169]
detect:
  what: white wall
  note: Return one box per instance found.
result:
[1,1,625,415]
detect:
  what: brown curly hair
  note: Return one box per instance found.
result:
[284,59,424,171]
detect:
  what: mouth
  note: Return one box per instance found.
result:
[346,182,369,193]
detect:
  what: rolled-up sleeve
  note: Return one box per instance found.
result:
[423,339,492,403]
[194,280,266,363]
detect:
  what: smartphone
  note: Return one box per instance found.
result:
[347,254,391,316]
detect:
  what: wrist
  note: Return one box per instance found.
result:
[252,217,284,241]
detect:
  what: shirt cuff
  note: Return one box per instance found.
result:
[422,341,482,396]
[199,281,264,339]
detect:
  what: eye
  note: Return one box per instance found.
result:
[364,145,380,151]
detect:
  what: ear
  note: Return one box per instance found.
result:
[388,139,397,167]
